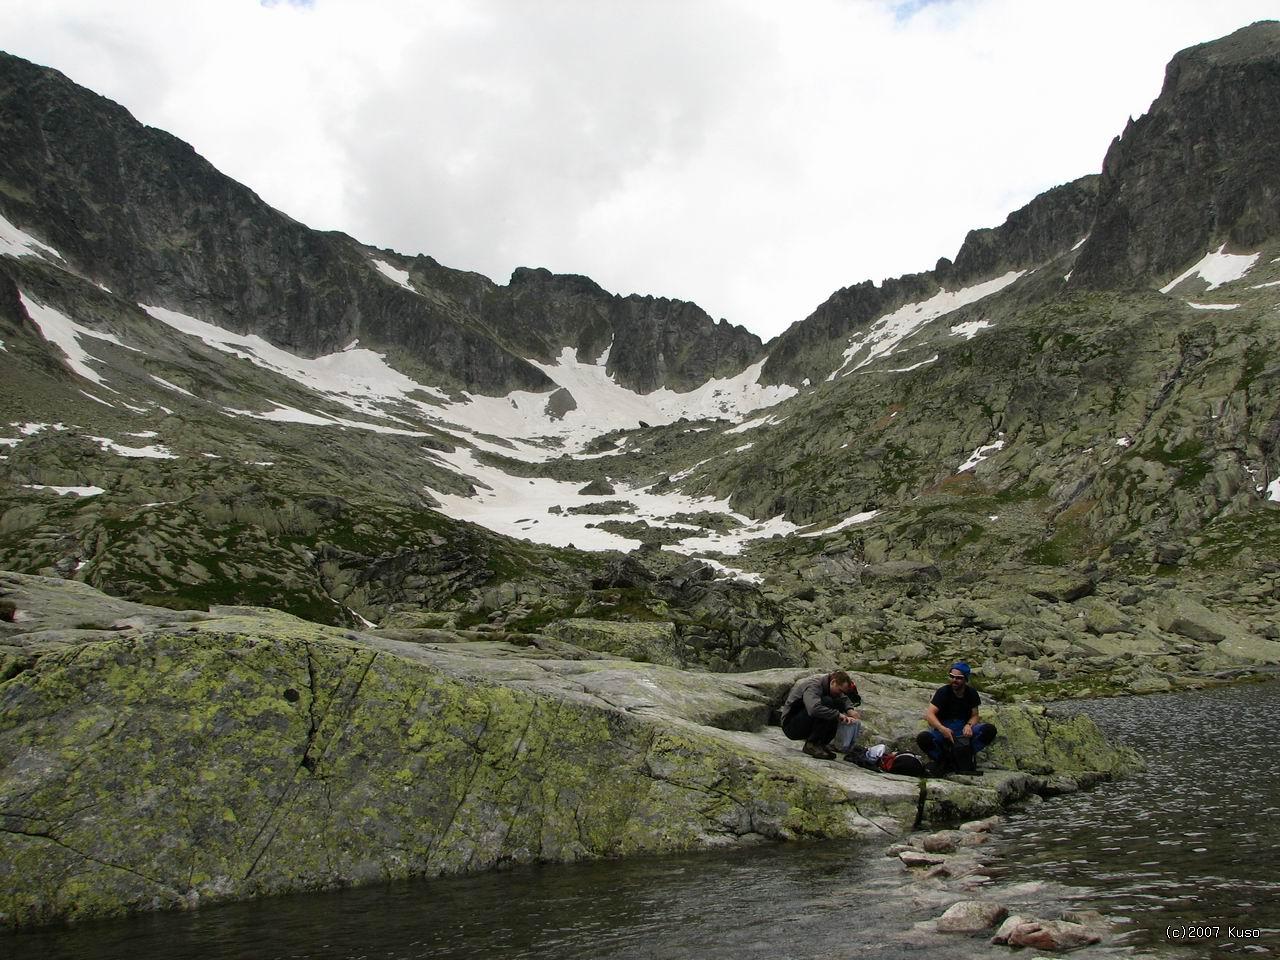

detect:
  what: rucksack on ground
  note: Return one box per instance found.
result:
[877,751,926,777]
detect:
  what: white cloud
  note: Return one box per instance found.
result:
[2,0,1276,338]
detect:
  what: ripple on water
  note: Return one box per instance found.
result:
[993,680,1280,958]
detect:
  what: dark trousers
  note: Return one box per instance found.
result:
[782,696,842,745]
[916,720,997,760]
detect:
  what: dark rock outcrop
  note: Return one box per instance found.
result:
[1072,21,1280,288]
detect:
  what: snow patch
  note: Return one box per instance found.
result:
[427,445,806,568]
[1251,280,1280,289]
[143,303,451,418]
[88,436,178,459]
[798,511,879,538]
[1268,478,1280,503]
[950,320,992,340]
[885,355,938,373]
[151,376,196,398]
[1160,245,1259,293]
[21,291,130,387]
[0,213,64,261]
[370,258,415,292]
[141,305,794,461]
[1185,302,1239,311]
[24,484,105,497]
[831,271,1024,378]
[14,422,66,436]
[958,438,1005,473]
[223,402,434,437]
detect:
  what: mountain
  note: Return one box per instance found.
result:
[1073,20,1280,288]
[0,49,764,397]
[2,22,1280,697]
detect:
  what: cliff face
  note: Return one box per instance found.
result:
[1072,20,1280,288]
[485,267,765,393]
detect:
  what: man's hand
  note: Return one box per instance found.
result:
[839,711,859,724]
[962,723,974,737]
[941,727,956,742]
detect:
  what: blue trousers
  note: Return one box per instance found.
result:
[918,719,997,760]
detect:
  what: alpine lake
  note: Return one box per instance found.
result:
[7,682,1278,960]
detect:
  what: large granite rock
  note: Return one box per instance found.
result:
[0,573,1138,929]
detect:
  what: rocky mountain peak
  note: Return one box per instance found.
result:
[1071,20,1280,288]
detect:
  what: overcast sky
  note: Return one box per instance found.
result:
[3,1,1276,340]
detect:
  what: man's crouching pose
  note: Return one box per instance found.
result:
[781,670,861,761]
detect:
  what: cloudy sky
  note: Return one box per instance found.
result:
[3,1,1276,340]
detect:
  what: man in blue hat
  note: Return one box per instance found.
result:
[916,661,997,772]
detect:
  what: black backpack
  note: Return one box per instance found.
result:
[878,751,926,777]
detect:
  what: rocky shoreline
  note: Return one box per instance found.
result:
[855,813,1166,958]
[0,570,1158,931]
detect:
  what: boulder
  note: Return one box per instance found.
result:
[936,899,1009,933]
[578,478,616,496]
[992,916,1103,950]
[545,618,682,666]
[544,387,577,420]
[862,561,942,584]
[1157,596,1280,663]
[1025,569,1095,603]
[921,830,966,853]
[899,850,948,868]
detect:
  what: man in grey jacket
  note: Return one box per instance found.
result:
[780,670,861,760]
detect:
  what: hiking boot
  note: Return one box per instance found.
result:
[802,741,837,760]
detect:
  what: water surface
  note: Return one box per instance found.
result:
[993,680,1280,958]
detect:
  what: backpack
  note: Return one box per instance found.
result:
[877,751,926,777]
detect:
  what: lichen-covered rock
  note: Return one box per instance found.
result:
[545,617,682,665]
[980,704,1142,777]
[0,622,890,928]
